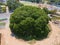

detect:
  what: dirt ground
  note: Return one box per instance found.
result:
[0,21,60,45]
[35,21,60,45]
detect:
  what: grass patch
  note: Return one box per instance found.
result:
[28,39,36,45]
[48,24,51,31]
[0,22,5,25]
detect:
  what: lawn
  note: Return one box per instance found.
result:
[0,22,5,25]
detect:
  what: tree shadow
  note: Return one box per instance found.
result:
[9,10,14,13]
[11,34,49,41]
[10,33,15,37]
[10,30,51,41]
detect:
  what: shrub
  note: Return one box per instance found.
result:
[0,6,2,13]
[49,9,57,14]
[0,22,5,25]
[10,6,50,40]
[2,7,6,13]
[7,0,23,11]
[0,2,5,5]
[0,6,6,13]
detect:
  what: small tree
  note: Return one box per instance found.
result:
[10,6,50,40]
[7,0,23,11]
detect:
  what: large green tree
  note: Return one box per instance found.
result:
[10,6,50,40]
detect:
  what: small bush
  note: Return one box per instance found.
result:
[2,7,6,13]
[0,2,5,5]
[0,6,6,13]
[49,10,57,14]
[0,22,5,25]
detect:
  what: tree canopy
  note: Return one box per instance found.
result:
[10,6,50,40]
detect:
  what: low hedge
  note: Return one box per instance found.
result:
[0,6,6,13]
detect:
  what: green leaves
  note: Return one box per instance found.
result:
[7,0,23,11]
[10,6,50,40]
